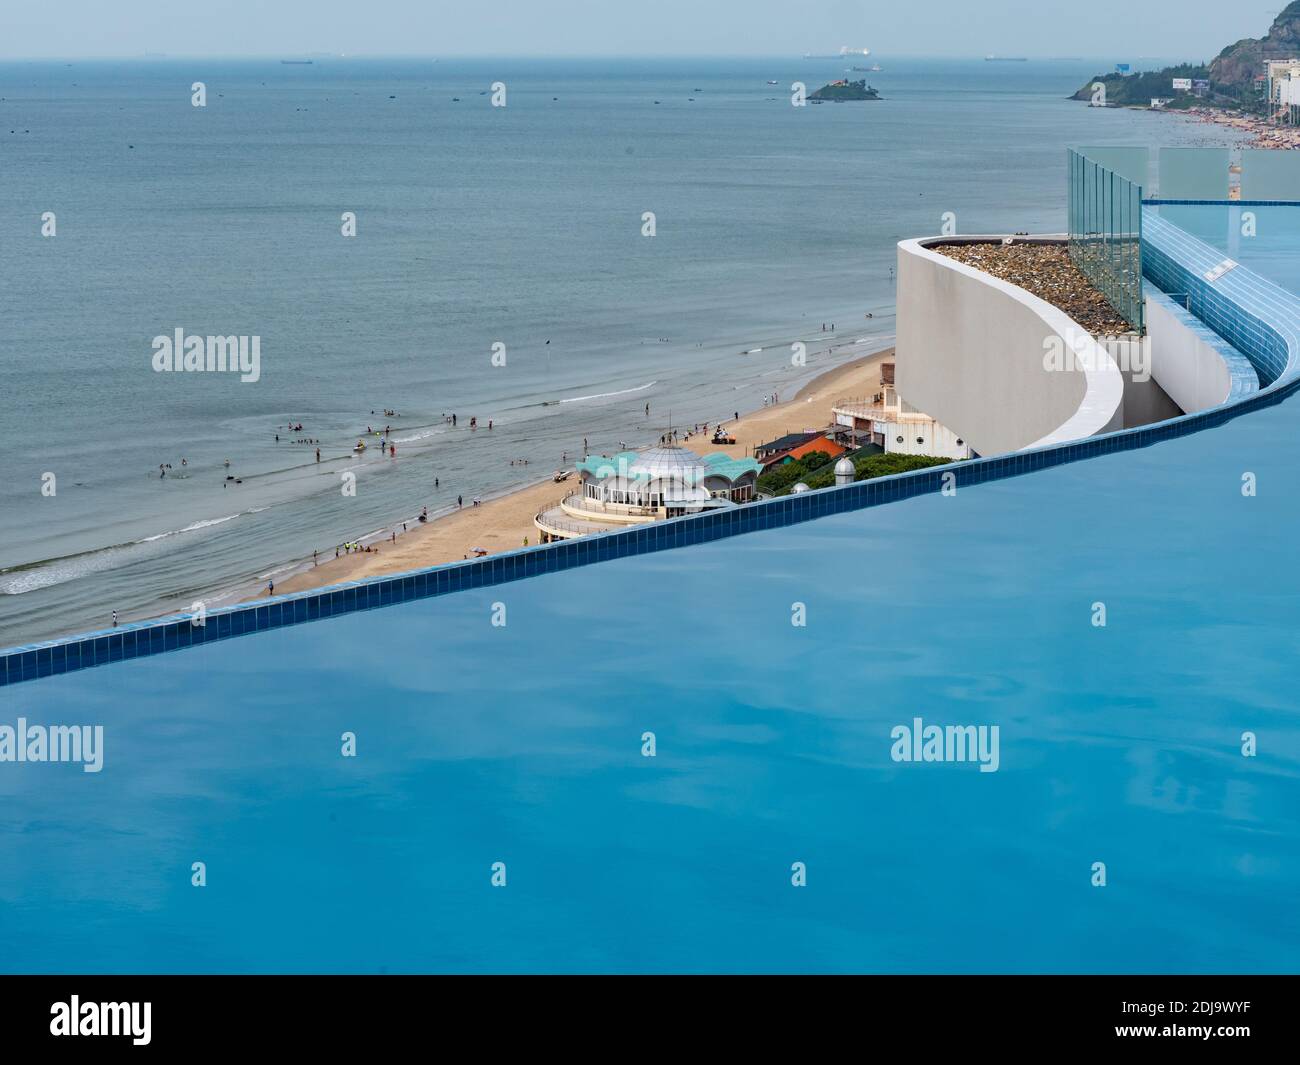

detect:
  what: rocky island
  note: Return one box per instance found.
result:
[809,79,880,101]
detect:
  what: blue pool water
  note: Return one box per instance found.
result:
[3,383,1299,973]
[1154,203,1300,295]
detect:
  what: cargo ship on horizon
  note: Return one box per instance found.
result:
[805,46,870,59]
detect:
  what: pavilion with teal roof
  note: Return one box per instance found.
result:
[535,445,762,542]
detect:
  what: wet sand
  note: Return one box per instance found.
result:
[266,345,893,598]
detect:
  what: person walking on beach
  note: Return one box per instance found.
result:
[457,494,463,508]
[111,610,117,628]
[267,579,274,597]
[313,550,318,566]
[315,447,321,462]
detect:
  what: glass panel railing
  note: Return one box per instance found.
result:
[1240,149,1300,200]
[1067,148,1145,333]
[1157,147,1230,200]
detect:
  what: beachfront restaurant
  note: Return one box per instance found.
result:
[534,446,761,542]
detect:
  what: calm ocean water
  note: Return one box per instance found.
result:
[0,56,1217,645]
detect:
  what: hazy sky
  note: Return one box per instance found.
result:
[1,1,1283,59]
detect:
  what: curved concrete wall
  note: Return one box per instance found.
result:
[1145,289,1259,411]
[896,237,1125,456]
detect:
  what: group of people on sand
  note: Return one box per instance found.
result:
[337,540,377,557]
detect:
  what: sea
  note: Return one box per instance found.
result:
[0,55,1227,646]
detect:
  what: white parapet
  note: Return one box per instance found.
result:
[896,236,1125,456]
[1143,290,1257,412]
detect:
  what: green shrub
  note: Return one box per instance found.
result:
[769,451,954,496]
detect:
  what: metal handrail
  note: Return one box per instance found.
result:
[560,492,661,518]
[533,510,611,537]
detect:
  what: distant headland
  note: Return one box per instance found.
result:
[1071,1,1300,112]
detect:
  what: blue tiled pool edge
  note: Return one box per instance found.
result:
[6,219,1300,689]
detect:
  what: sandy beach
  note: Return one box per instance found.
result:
[266,345,892,598]
[1177,106,1300,150]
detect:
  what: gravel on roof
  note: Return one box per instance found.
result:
[934,241,1135,336]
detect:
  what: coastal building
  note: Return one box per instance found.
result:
[890,150,1284,458]
[831,362,973,460]
[1267,60,1300,121]
[753,431,819,462]
[766,436,848,468]
[533,445,761,543]
[1273,63,1300,122]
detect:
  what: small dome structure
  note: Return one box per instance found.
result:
[792,482,811,494]
[628,446,708,481]
[834,456,855,486]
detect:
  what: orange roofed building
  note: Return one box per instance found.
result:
[775,437,848,465]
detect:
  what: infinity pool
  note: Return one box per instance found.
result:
[1154,203,1300,295]
[3,375,1299,973]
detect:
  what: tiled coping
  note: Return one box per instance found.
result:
[1142,209,1296,387]
[1145,199,1300,207]
[4,222,1300,689]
